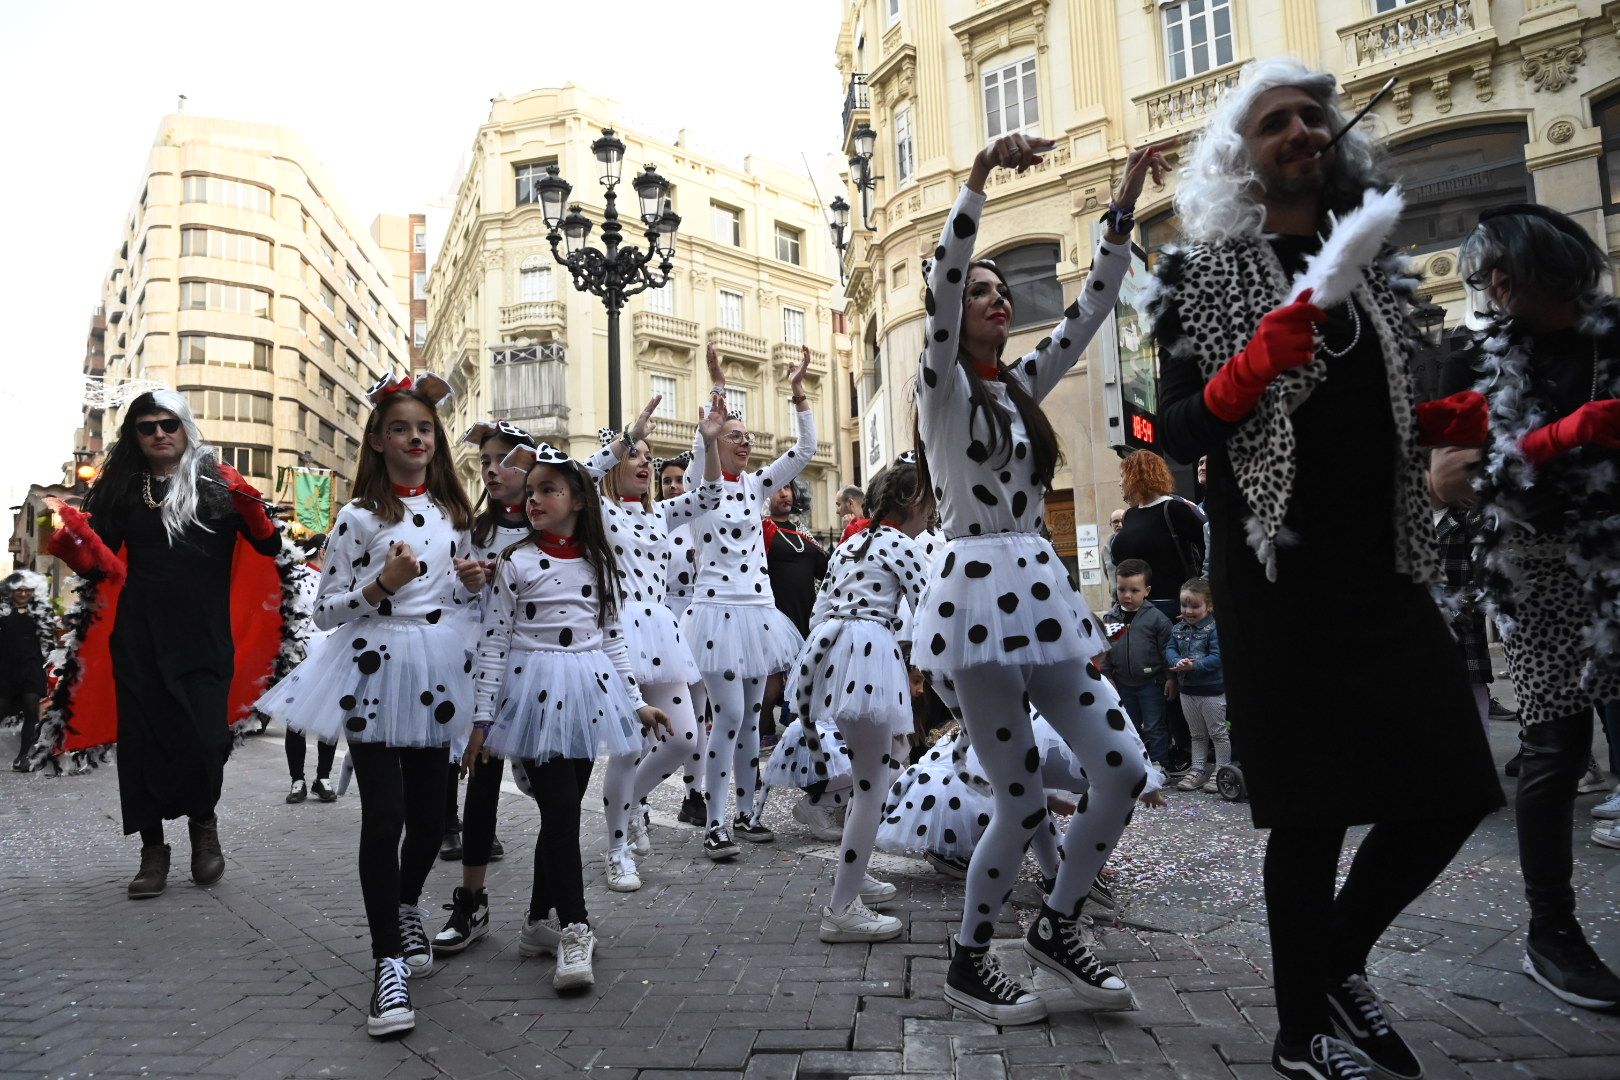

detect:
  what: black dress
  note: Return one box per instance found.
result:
[0,608,48,696]
[1158,235,1503,830]
[91,478,280,835]
[764,522,828,638]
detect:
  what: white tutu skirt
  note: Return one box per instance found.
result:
[620,601,701,686]
[789,618,911,735]
[911,533,1108,673]
[681,601,805,679]
[484,648,643,763]
[763,717,851,789]
[876,732,991,859]
[258,618,474,749]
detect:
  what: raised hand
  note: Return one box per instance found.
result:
[790,345,812,397]
[698,390,728,443]
[1112,143,1171,210]
[630,394,661,445]
[706,343,726,392]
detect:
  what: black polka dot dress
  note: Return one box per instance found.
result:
[260,497,477,749]
[476,543,645,764]
[681,409,818,679]
[581,444,722,688]
[912,185,1129,674]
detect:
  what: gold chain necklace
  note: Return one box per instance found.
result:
[141,472,166,509]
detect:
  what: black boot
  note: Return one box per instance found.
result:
[188,817,225,886]
[128,843,170,899]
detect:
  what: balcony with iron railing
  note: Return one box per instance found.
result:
[1135,61,1244,138]
[500,301,566,336]
[633,311,701,349]
[1339,0,1494,89]
[841,73,870,151]
[707,327,770,365]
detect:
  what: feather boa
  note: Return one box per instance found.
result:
[1288,187,1406,309]
[1470,296,1620,699]
[28,573,115,775]
[249,536,320,731]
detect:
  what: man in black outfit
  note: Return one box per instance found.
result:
[1,572,54,771]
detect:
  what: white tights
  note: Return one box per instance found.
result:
[827,725,907,910]
[601,681,704,850]
[701,673,765,829]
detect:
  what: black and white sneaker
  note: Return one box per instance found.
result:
[677,789,706,826]
[945,943,1047,1025]
[925,851,969,879]
[1272,1033,1373,1080]
[398,904,433,975]
[432,887,489,955]
[1523,920,1620,1010]
[367,957,414,1038]
[1326,974,1422,1080]
[732,816,774,843]
[1023,903,1131,1008]
[311,777,337,802]
[703,827,740,861]
[285,779,307,804]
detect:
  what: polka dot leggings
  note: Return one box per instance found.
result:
[949,660,1149,947]
[701,673,765,830]
[827,722,908,911]
[601,680,705,850]
[684,679,709,796]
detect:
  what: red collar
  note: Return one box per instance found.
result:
[500,503,523,517]
[971,360,1000,380]
[392,481,428,497]
[537,531,581,559]
[722,470,741,483]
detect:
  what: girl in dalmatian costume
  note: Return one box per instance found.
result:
[254,373,481,1039]
[655,449,712,826]
[428,419,535,958]
[913,134,1165,1026]
[766,454,930,942]
[581,390,728,891]
[681,345,817,859]
[461,441,672,998]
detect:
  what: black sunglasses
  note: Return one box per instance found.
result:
[135,418,182,437]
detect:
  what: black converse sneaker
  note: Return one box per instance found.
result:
[677,789,706,826]
[1326,974,1422,1080]
[1523,919,1620,1010]
[367,957,414,1038]
[432,887,489,955]
[945,943,1047,1025]
[1023,903,1132,1008]
[1272,1033,1373,1080]
[732,815,775,843]
[703,826,740,861]
[398,904,433,975]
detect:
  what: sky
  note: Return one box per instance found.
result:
[0,0,845,566]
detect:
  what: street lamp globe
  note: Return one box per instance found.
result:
[830,196,850,232]
[853,124,876,162]
[632,165,670,227]
[592,128,627,185]
[536,166,572,230]
[655,202,681,259]
[561,205,594,254]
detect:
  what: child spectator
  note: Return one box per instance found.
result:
[1101,559,1174,768]
[1166,577,1227,791]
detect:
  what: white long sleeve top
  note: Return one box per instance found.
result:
[315,495,474,631]
[807,525,928,633]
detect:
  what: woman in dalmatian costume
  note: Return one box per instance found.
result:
[581,389,728,891]
[682,345,817,860]
[913,134,1165,1025]
[254,373,482,1038]
[655,449,712,826]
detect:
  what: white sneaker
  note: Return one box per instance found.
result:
[1591,790,1620,820]
[519,915,561,957]
[628,811,652,857]
[792,796,843,841]
[819,897,902,943]
[553,922,596,990]
[1578,762,1609,795]
[605,845,642,892]
[858,873,897,906]
[1593,821,1620,850]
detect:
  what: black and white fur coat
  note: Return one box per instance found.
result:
[1143,237,1438,584]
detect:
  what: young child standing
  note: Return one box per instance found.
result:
[464,442,671,994]
[1102,559,1175,769]
[1165,577,1227,792]
[255,373,480,1038]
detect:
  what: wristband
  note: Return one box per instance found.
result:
[791,394,808,405]
[374,576,397,598]
[620,429,636,453]
[710,384,726,397]
[1101,202,1135,235]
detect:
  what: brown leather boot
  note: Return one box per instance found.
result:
[189,817,225,886]
[128,843,170,899]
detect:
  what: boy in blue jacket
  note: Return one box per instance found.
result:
[1165,577,1227,792]
[1102,559,1175,767]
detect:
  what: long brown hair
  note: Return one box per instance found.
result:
[505,461,621,628]
[351,389,474,529]
[854,459,919,561]
[470,427,532,548]
[912,259,1064,511]
[601,439,653,512]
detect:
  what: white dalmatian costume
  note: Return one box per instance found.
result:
[260,494,476,749]
[917,185,1152,941]
[581,435,722,861]
[681,407,817,832]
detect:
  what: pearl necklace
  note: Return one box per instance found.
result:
[1319,301,1362,360]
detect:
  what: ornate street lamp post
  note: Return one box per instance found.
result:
[535,128,681,430]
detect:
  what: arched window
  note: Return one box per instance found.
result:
[990,242,1063,330]
[518,256,554,303]
[1389,125,1530,253]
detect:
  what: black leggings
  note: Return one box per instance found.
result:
[1263,812,1483,1046]
[522,757,593,927]
[460,755,506,867]
[1517,709,1594,925]
[285,729,335,781]
[348,742,448,959]
[2,691,41,762]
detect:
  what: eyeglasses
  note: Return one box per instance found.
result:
[722,432,754,446]
[1463,268,1496,292]
[135,418,182,437]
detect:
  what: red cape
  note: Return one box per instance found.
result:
[60,536,284,753]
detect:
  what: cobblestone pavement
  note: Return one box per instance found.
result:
[2,672,1618,1079]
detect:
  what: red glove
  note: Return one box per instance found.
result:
[1415,391,1489,448]
[1521,399,1620,465]
[217,463,277,541]
[45,504,125,587]
[1203,290,1327,422]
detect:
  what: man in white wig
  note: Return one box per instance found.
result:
[1150,58,1503,1080]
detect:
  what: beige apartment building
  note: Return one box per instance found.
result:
[420,86,845,534]
[90,114,417,502]
[834,0,1620,609]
